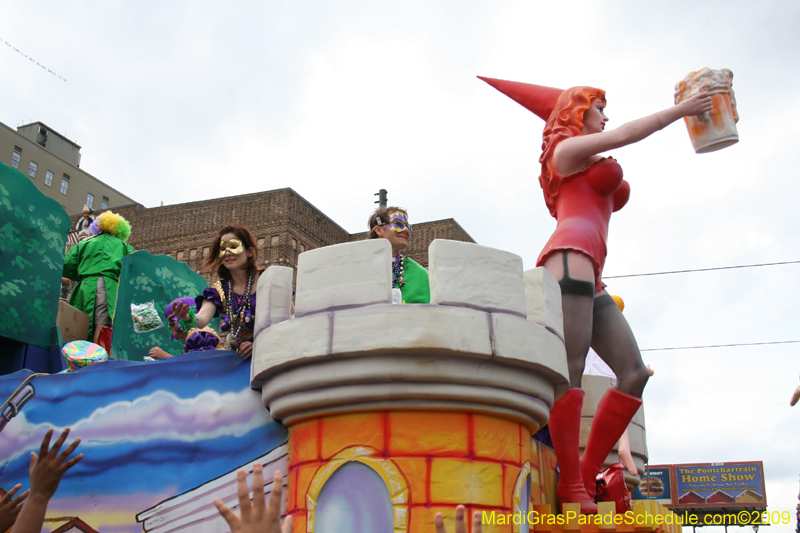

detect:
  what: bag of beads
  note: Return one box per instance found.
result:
[131,300,164,333]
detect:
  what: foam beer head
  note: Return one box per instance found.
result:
[675,68,739,153]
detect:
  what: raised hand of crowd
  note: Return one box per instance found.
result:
[13,428,83,533]
[0,483,28,531]
[435,505,483,533]
[214,463,293,533]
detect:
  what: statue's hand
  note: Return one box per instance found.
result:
[679,92,713,117]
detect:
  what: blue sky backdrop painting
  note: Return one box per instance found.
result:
[0,352,287,532]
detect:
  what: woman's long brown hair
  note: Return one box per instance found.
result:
[204,225,259,281]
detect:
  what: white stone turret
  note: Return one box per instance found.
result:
[251,238,569,431]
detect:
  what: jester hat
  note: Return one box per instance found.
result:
[478,76,564,122]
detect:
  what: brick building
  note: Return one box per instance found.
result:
[1,120,137,216]
[73,188,474,285]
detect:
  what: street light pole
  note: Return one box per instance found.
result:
[374,189,387,208]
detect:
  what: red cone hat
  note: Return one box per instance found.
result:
[478,76,563,122]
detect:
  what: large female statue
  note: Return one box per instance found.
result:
[480,77,711,511]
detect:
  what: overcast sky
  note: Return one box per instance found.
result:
[3,0,799,525]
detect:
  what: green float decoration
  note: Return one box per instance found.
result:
[0,162,70,347]
[112,251,219,361]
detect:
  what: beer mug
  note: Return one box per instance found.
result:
[675,68,739,153]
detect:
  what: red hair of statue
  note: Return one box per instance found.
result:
[539,86,606,216]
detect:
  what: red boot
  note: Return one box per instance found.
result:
[579,388,642,498]
[548,389,598,513]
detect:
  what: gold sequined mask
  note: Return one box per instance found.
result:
[219,238,245,257]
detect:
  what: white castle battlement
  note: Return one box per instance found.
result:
[250,238,570,432]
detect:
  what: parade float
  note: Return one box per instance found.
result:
[4,61,738,527]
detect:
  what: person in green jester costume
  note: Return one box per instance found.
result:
[368,206,430,304]
[63,210,135,343]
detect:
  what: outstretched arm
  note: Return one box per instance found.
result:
[174,300,217,329]
[14,428,83,533]
[618,429,637,476]
[554,93,713,168]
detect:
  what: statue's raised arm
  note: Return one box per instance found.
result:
[552,91,712,175]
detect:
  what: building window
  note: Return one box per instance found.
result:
[60,178,69,195]
[11,151,20,168]
[28,161,38,178]
[101,196,109,209]
[45,170,53,186]
[86,193,94,209]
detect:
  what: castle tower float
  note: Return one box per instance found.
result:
[252,239,658,532]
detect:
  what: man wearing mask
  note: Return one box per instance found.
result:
[368,206,429,304]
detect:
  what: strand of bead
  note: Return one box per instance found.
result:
[392,253,406,288]
[225,272,254,348]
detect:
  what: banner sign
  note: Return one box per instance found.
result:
[632,462,766,509]
[673,462,765,507]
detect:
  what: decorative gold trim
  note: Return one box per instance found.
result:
[212,280,226,312]
[305,446,409,533]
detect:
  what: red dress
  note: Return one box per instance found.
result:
[536,157,630,292]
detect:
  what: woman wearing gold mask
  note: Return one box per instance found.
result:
[175,225,260,358]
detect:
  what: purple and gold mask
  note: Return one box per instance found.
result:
[219,238,245,257]
[387,212,411,233]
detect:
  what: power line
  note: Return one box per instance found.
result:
[641,340,800,352]
[604,260,800,279]
[601,262,800,352]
